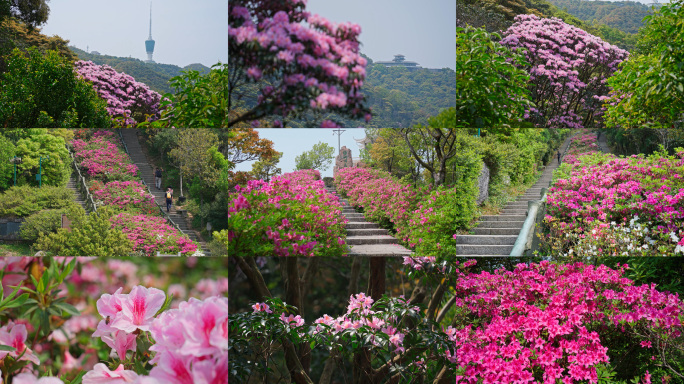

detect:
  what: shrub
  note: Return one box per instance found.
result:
[0,48,111,128]
[71,132,139,182]
[91,180,156,214]
[19,209,63,241]
[0,185,77,217]
[228,169,347,256]
[14,132,71,187]
[35,206,133,256]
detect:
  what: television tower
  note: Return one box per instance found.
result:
[145,2,155,63]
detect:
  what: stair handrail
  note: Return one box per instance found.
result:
[509,132,576,256]
[65,144,99,216]
[115,129,186,236]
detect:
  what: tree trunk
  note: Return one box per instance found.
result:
[367,257,386,302]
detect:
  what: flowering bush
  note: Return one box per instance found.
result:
[92,180,156,214]
[334,167,421,239]
[71,132,138,182]
[543,132,684,256]
[228,0,371,127]
[500,15,629,128]
[110,213,198,256]
[75,61,162,127]
[228,169,347,256]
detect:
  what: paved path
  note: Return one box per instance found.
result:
[326,187,413,257]
[66,173,88,212]
[598,131,611,153]
[119,129,210,255]
[453,134,575,256]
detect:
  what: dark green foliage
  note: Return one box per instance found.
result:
[0,132,14,191]
[6,0,50,29]
[0,185,77,217]
[457,0,514,32]
[0,48,110,127]
[14,132,71,187]
[546,0,653,34]
[69,46,210,95]
[19,208,63,241]
[456,26,534,128]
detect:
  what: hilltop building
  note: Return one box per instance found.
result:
[145,3,156,63]
[376,54,421,69]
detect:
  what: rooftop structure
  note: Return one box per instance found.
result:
[145,2,155,63]
[376,54,421,69]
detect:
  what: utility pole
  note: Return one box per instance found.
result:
[332,129,346,154]
[38,156,49,188]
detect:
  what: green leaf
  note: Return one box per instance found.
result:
[52,301,80,317]
[2,293,29,309]
[0,345,16,352]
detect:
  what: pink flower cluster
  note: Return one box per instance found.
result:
[500,15,628,128]
[547,133,684,242]
[92,180,156,213]
[75,61,162,126]
[451,261,683,383]
[228,169,347,256]
[335,167,420,240]
[71,132,138,180]
[110,213,198,256]
[229,0,371,126]
[89,286,227,384]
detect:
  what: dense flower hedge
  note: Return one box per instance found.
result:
[71,131,138,182]
[228,169,347,256]
[110,213,198,256]
[91,180,156,214]
[543,131,684,256]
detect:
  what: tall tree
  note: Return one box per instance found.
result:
[399,110,460,187]
[7,0,50,29]
[225,128,276,166]
[168,129,220,190]
[295,142,335,171]
[250,151,282,181]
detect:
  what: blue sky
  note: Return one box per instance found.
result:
[306,0,455,70]
[233,129,368,178]
[39,0,227,67]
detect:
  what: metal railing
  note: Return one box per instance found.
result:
[116,129,185,236]
[510,132,577,256]
[66,145,99,216]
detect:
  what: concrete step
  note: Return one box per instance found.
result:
[346,235,398,245]
[500,209,528,215]
[471,228,521,236]
[479,215,527,222]
[346,228,389,237]
[345,244,413,256]
[456,244,514,256]
[344,213,365,220]
[454,235,518,246]
[476,221,525,228]
[346,222,379,229]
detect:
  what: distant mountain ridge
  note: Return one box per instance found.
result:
[546,0,656,34]
[69,46,210,95]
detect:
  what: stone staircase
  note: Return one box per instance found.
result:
[66,174,87,212]
[454,135,575,256]
[326,187,413,257]
[119,129,210,256]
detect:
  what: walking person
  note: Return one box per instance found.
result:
[165,187,173,212]
[155,168,163,190]
[557,150,561,164]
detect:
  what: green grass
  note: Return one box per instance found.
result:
[0,242,33,256]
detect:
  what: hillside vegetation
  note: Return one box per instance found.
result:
[547,0,655,34]
[457,0,639,51]
[69,46,210,95]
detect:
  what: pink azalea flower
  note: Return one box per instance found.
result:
[0,322,40,365]
[82,364,139,384]
[110,286,166,332]
[12,373,64,384]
